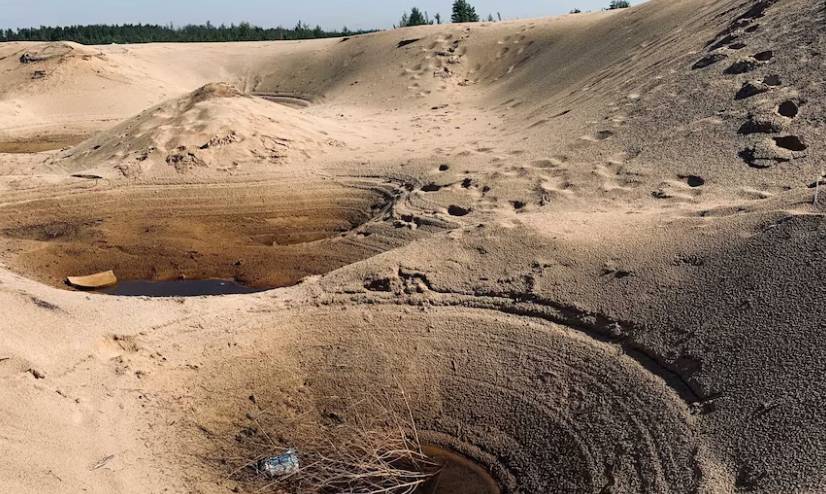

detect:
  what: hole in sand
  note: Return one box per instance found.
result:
[447,205,471,217]
[421,183,443,192]
[762,74,782,86]
[724,59,757,75]
[735,81,768,100]
[738,0,775,21]
[738,116,780,135]
[185,309,702,493]
[398,38,421,48]
[753,50,773,61]
[692,53,727,70]
[777,100,799,118]
[0,181,404,291]
[681,175,706,187]
[773,135,807,152]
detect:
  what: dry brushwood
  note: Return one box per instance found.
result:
[220,389,440,494]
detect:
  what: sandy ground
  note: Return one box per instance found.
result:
[1,0,826,492]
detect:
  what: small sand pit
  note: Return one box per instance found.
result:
[0,179,410,290]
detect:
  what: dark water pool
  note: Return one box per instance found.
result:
[417,445,500,494]
[100,279,265,297]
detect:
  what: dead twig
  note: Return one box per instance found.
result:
[223,385,438,494]
[89,454,115,471]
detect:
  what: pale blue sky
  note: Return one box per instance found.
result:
[0,1,645,31]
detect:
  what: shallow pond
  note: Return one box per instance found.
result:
[100,279,264,297]
[417,445,500,494]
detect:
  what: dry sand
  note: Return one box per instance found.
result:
[1,0,826,492]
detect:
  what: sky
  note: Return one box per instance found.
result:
[0,1,645,31]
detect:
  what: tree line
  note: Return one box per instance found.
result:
[0,22,368,45]
[399,0,631,26]
[0,0,634,45]
[398,0,482,27]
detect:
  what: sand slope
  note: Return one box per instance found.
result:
[1,0,826,492]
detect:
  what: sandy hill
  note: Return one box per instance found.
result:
[53,82,360,178]
[1,0,826,493]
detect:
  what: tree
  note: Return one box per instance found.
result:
[399,7,431,27]
[451,0,480,23]
[435,13,442,24]
[486,14,495,22]
[0,22,372,44]
[608,1,631,9]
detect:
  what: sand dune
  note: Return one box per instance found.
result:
[1,0,825,492]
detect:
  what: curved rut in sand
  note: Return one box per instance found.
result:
[174,301,711,494]
[353,273,703,404]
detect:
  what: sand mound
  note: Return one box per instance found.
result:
[52,82,354,178]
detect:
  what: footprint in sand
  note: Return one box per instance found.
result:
[777,100,799,118]
[580,130,615,142]
[678,175,706,187]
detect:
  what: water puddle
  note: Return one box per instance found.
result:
[99,279,265,297]
[417,445,500,494]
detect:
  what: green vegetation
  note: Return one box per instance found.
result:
[0,22,370,45]
[452,0,480,23]
[609,1,631,9]
[398,7,435,27]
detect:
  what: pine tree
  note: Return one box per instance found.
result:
[407,8,428,26]
[609,1,631,9]
[451,0,480,23]
[399,7,430,27]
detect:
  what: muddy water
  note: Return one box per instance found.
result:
[417,445,500,494]
[100,279,265,297]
